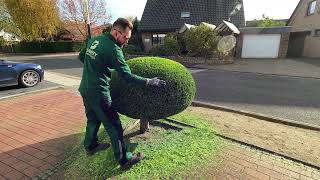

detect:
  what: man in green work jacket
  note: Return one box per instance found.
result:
[78,18,166,170]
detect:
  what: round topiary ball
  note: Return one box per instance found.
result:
[110,57,196,120]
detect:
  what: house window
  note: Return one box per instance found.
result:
[307,0,317,16]
[315,29,320,36]
[181,12,190,18]
[152,34,166,45]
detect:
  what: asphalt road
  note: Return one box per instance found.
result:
[3,55,320,127]
[193,70,320,127]
[3,55,83,77]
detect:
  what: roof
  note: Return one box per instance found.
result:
[139,0,245,32]
[0,29,22,41]
[286,0,303,25]
[216,20,240,34]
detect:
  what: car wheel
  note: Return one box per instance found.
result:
[19,70,40,87]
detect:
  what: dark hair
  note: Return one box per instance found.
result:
[112,18,133,32]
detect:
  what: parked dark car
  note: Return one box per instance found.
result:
[0,59,44,88]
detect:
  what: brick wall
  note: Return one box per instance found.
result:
[278,32,290,58]
[235,35,244,59]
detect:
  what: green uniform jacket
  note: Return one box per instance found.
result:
[78,33,147,101]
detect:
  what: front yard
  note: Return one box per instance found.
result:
[51,110,225,179]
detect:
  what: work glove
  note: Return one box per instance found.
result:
[146,77,166,87]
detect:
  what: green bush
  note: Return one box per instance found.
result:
[184,24,220,57]
[163,33,179,55]
[0,41,85,53]
[123,44,142,55]
[149,44,170,56]
[149,33,180,56]
[110,57,196,119]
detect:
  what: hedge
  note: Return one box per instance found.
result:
[0,41,85,53]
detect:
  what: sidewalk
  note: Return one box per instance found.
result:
[195,58,320,79]
[211,143,320,180]
[0,89,319,179]
[0,89,85,179]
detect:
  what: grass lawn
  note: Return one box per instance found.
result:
[59,110,225,179]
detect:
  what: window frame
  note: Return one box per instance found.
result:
[181,12,191,18]
[307,0,317,16]
[152,34,166,46]
[315,29,320,37]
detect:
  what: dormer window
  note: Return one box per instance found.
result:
[181,12,190,18]
[307,0,317,16]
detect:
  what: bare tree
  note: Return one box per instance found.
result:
[59,0,111,39]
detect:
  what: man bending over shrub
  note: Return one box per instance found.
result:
[78,18,166,170]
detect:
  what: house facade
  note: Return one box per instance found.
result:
[0,29,22,42]
[287,0,320,58]
[138,0,245,52]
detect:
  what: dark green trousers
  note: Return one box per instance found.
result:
[81,94,130,165]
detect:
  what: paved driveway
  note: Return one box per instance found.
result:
[0,89,85,179]
[196,58,320,79]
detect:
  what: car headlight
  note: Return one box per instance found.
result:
[36,65,42,69]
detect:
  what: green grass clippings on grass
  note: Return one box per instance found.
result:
[61,111,225,179]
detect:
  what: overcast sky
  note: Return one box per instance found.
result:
[107,0,300,22]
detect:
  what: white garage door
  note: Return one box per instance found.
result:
[242,34,281,58]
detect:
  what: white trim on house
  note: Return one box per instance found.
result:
[178,23,196,34]
[216,20,240,34]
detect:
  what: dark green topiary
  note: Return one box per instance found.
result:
[110,57,196,120]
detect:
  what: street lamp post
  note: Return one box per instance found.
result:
[83,0,92,39]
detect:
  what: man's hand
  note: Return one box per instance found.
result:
[146,77,166,87]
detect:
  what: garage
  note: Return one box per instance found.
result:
[242,34,281,58]
[236,27,291,59]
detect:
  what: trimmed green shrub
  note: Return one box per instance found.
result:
[110,57,196,119]
[184,24,220,57]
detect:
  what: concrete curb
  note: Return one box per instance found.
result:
[0,86,65,101]
[46,71,81,80]
[194,67,320,80]
[192,101,320,132]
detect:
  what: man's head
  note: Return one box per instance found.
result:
[111,18,133,47]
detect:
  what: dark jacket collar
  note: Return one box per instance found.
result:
[105,32,121,47]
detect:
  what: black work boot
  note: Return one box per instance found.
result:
[86,143,110,156]
[120,152,145,170]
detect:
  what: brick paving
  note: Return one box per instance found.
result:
[0,89,319,179]
[213,143,320,180]
[0,90,85,179]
